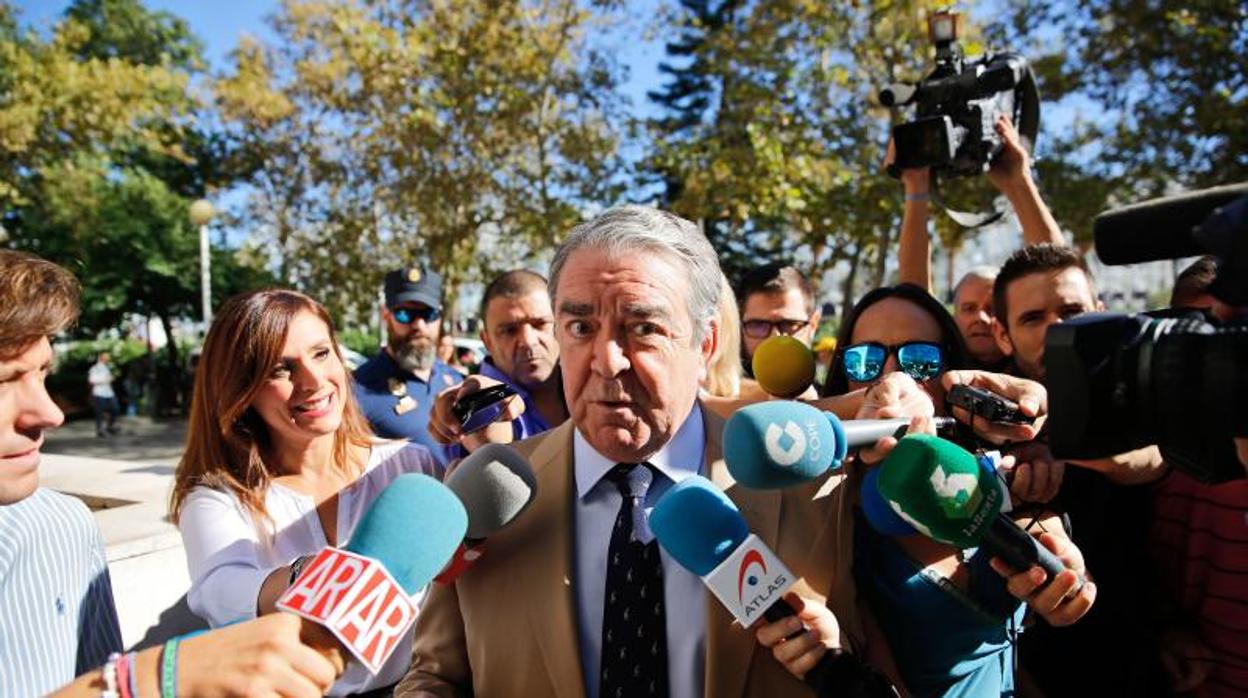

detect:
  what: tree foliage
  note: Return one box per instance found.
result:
[0,0,271,358]
[217,0,628,325]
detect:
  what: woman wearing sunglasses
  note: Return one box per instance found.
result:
[823,283,971,399]
[807,284,1076,697]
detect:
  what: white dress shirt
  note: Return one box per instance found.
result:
[573,405,708,698]
[179,440,443,695]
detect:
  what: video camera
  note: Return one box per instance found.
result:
[880,10,1039,180]
[1045,183,1248,484]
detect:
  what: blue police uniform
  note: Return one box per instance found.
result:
[353,350,464,466]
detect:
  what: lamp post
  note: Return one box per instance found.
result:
[189,199,215,329]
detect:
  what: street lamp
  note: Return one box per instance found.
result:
[189,199,215,328]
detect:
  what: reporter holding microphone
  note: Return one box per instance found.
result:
[173,289,446,695]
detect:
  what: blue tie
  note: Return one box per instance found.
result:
[599,463,668,698]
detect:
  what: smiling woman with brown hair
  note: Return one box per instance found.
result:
[172,289,443,695]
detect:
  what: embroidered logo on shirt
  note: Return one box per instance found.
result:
[394,396,418,415]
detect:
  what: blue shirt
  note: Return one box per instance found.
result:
[854,510,1025,697]
[477,358,557,441]
[353,351,464,466]
[573,405,707,698]
[0,488,123,696]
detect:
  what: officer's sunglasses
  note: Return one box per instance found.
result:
[391,305,441,325]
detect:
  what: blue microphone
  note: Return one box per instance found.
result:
[347,473,468,594]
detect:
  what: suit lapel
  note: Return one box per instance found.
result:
[523,421,588,698]
[702,407,781,698]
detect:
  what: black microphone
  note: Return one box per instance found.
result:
[1093,181,1248,265]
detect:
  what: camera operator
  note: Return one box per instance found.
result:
[1147,257,1248,695]
[890,116,1064,371]
[990,242,1172,695]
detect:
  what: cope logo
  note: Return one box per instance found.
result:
[764,421,807,466]
[929,465,982,519]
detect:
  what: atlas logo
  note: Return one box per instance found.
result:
[764,419,820,466]
[737,549,768,602]
[929,465,982,519]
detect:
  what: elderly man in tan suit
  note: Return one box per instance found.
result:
[396,206,885,698]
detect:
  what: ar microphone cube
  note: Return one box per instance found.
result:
[277,547,420,674]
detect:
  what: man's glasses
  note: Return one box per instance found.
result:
[391,305,441,325]
[743,319,809,339]
[842,341,943,383]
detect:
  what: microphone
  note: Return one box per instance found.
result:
[650,476,896,697]
[1093,181,1247,264]
[861,451,1009,537]
[278,473,467,674]
[875,434,1078,587]
[437,443,537,583]
[752,335,817,398]
[723,400,954,488]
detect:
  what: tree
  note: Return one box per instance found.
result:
[995,0,1247,242]
[216,0,628,326]
[645,0,961,315]
[0,0,271,383]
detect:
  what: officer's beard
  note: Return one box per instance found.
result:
[393,336,436,374]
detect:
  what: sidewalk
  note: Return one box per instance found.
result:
[41,415,206,649]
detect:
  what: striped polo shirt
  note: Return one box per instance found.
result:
[1152,471,1248,697]
[0,488,123,695]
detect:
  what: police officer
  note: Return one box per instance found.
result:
[354,266,464,465]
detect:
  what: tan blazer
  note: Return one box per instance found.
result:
[396,405,878,698]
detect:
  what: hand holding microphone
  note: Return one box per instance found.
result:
[650,477,897,697]
[279,473,467,674]
[874,434,1096,625]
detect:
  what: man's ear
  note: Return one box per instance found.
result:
[700,318,720,366]
[479,327,494,357]
[992,317,1015,357]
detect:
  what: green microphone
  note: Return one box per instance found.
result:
[876,434,1076,586]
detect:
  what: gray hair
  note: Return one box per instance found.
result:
[549,205,722,344]
[952,266,998,303]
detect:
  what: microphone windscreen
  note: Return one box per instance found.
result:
[1093,182,1248,264]
[874,434,1004,549]
[724,401,846,489]
[445,443,538,539]
[347,473,467,594]
[752,335,816,398]
[860,467,917,536]
[650,475,748,576]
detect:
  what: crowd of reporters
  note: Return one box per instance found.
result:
[0,118,1244,698]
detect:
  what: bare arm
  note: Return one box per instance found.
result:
[987,115,1064,246]
[887,139,935,291]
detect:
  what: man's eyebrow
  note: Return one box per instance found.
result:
[623,302,675,322]
[558,301,594,316]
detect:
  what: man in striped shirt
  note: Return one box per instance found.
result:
[0,250,123,695]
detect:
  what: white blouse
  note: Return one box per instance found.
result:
[179,440,444,695]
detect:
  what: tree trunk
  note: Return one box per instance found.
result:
[157,311,181,417]
[872,224,890,288]
[839,245,864,326]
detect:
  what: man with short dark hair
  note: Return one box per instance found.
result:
[991,243,1101,381]
[990,244,1170,697]
[354,266,464,464]
[736,263,820,372]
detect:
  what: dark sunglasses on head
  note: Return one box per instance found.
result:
[842,341,943,383]
[392,305,441,325]
[743,319,809,339]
